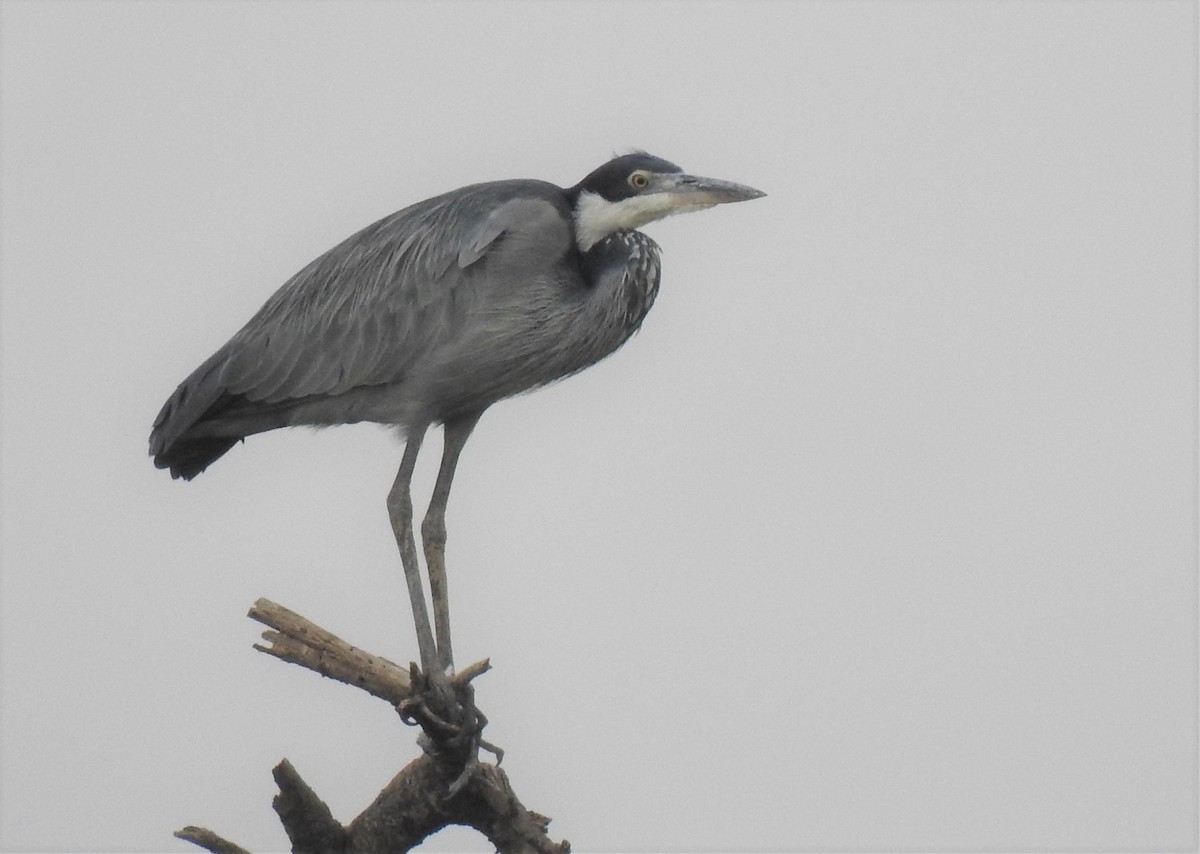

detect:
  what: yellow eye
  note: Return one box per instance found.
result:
[629,172,649,189]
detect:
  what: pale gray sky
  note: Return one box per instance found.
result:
[1,1,1196,851]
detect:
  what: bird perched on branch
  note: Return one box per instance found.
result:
[150,151,765,675]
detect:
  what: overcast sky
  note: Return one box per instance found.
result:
[1,1,1196,852]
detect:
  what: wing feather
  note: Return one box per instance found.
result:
[216,180,572,406]
[151,178,575,473]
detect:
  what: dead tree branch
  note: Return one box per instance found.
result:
[176,599,568,854]
[249,598,413,704]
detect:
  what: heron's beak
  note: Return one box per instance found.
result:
[658,173,767,208]
[573,169,766,248]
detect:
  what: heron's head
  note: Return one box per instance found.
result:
[569,152,765,252]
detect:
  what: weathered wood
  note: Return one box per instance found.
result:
[347,755,568,854]
[176,600,568,853]
[174,826,252,854]
[272,758,348,854]
[248,598,412,705]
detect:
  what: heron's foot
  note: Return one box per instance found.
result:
[397,659,496,796]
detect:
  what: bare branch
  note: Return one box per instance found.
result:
[348,755,569,854]
[248,598,411,704]
[272,759,348,854]
[454,657,492,686]
[178,601,569,853]
[174,826,251,854]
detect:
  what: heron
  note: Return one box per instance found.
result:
[150,152,764,676]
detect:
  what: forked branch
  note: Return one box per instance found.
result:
[176,599,568,854]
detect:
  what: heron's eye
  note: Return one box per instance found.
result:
[629,172,649,189]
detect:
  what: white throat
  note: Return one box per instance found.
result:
[573,191,711,251]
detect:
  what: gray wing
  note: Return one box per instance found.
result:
[151,180,573,460]
[222,180,573,403]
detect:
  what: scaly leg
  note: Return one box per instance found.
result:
[387,424,438,674]
[421,412,482,673]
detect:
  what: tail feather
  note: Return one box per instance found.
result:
[154,436,241,480]
[150,349,243,479]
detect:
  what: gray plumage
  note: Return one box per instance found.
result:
[150,152,763,672]
[152,182,662,477]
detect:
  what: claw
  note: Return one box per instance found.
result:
[399,662,503,796]
[479,738,504,764]
[446,753,479,797]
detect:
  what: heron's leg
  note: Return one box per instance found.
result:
[421,413,482,672]
[387,425,438,674]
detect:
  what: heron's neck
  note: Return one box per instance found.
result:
[572,190,680,252]
[578,230,662,329]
